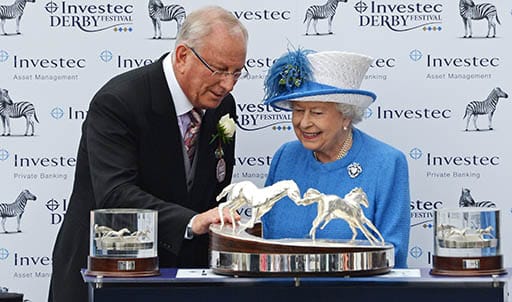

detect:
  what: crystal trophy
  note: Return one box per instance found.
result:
[86,209,159,277]
[431,207,505,276]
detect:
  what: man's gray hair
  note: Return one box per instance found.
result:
[175,6,248,51]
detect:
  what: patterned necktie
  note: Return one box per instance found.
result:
[183,108,202,162]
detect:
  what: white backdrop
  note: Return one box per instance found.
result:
[0,0,511,300]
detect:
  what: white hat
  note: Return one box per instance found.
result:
[263,49,376,111]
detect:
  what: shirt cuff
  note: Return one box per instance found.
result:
[184,215,197,240]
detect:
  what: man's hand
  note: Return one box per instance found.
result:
[191,207,240,235]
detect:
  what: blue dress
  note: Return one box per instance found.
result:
[262,127,411,268]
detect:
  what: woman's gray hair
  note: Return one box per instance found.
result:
[174,6,248,51]
[335,103,365,124]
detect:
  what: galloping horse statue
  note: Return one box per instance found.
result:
[296,187,384,245]
[216,180,301,233]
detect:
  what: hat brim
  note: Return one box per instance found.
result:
[263,81,376,111]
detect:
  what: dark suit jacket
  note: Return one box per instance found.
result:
[48,55,236,302]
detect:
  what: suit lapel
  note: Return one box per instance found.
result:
[147,56,189,202]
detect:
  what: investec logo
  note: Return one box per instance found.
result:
[231,9,291,21]
[44,1,134,32]
[354,1,443,32]
[12,153,76,181]
[99,51,155,70]
[244,56,275,80]
[426,153,500,167]
[374,106,451,120]
[12,251,52,279]
[12,55,86,69]
[236,103,292,132]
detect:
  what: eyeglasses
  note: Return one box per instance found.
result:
[187,46,245,81]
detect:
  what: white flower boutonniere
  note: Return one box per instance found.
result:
[211,114,235,183]
[210,114,236,145]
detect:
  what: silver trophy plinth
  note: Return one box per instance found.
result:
[86,209,159,277]
[210,181,394,276]
[210,224,394,276]
[431,207,506,276]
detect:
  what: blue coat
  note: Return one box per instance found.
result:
[262,127,411,268]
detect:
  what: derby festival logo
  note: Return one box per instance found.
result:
[44,1,134,33]
[459,0,501,38]
[237,103,292,132]
[410,198,443,229]
[303,0,348,35]
[0,0,36,36]
[463,87,508,131]
[354,1,443,32]
[148,0,185,39]
[46,198,67,225]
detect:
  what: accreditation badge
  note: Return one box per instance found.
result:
[216,158,226,183]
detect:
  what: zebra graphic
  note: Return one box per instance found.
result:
[148,0,185,39]
[0,88,39,136]
[0,189,37,233]
[463,87,508,131]
[0,0,35,36]
[459,188,496,208]
[304,0,347,35]
[459,0,501,38]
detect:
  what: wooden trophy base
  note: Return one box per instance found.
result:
[86,256,160,277]
[431,255,507,276]
[209,224,394,277]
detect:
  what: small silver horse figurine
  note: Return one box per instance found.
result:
[296,187,384,245]
[216,180,301,233]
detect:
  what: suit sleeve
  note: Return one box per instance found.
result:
[84,91,196,255]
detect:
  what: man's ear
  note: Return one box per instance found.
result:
[173,44,190,73]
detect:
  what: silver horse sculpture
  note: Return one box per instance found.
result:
[216,180,301,233]
[296,187,384,244]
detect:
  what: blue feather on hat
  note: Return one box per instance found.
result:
[263,48,316,102]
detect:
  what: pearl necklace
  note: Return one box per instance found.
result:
[336,129,353,160]
[313,130,353,162]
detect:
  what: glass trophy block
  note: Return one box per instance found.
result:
[87,209,159,277]
[431,207,505,276]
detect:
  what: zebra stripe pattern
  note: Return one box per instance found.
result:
[459,0,501,38]
[0,97,39,136]
[474,200,497,208]
[304,0,347,35]
[1,101,36,118]
[148,0,186,39]
[0,0,28,20]
[460,2,497,20]
[459,188,497,208]
[0,189,37,233]
[151,4,185,22]
[0,0,35,35]
[463,87,508,131]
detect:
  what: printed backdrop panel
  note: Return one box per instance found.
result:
[0,0,510,300]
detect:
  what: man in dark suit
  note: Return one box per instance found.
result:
[48,6,248,302]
